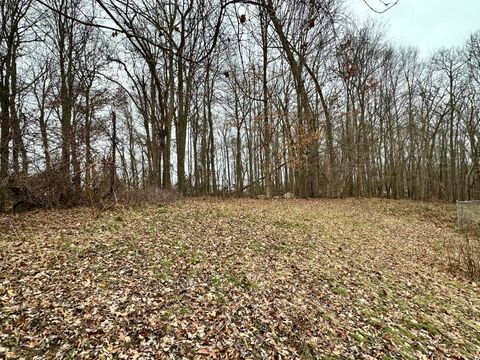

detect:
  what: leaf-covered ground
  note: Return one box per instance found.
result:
[1,198,479,359]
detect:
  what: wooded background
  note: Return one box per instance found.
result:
[1,0,480,207]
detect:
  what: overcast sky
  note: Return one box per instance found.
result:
[347,0,480,57]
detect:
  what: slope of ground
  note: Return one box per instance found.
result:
[1,198,479,359]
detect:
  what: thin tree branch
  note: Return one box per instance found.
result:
[362,0,398,14]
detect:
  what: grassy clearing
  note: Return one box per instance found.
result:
[0,198,479,359]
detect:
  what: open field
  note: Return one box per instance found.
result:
[1,198,479,359]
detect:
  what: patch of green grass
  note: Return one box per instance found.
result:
[399,350,415,360]
[377,304,390,313]
[249,240,265,253]
[186,269,197,279]
[152,272,170,282]
[299,345,315,360]
[227,272,258,290]
[60,238,88,258]
[368,316,384,328]
[85,215,126,234]
[210,276,226,304]
[97,269,116,289]
[413,341,429,354]
[276,220,300,229]
[180,305,191,316]
[382,325,411,348]
[396,325,416,339]
[158,259,173,267]
[465,319,480,333]
[350,330,368,343]
[211,275,222,289]
[404,319,441,335]
[149,260,173,283]
[60,238,75,252]
[271,242,292,254]
[413,292,433,306]
[119,239,138,254]
[331,285,348,296]
[188,251,202,265]
[156,206,168,214]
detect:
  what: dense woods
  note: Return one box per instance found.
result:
[1,0,480,209]
[3,2,480,357]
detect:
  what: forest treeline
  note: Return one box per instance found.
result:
[1,0,480,209]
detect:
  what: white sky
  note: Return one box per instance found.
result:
[347,0,480,57]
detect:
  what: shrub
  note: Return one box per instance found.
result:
[2,167,180,213]
[5,169,77,211]
[458,233,480,280]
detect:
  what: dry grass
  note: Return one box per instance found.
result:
[1,198,479,359]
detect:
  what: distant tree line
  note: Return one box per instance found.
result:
[1,0,480,209]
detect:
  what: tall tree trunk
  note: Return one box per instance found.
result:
[261,9,272,198]
[206,70,216,195]
[265,0,315,197]
[109,111,117,196]
[0,73,10,207]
